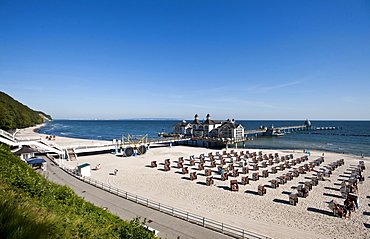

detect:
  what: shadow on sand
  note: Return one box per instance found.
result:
[273,198,291,205]
[323,193,343,199]
[324,186,340,192]
[245,190,259,196]
[217,185,230,191]
[363,211,370,216]
[307,207,334,217]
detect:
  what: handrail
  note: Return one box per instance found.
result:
[0,128,16,141]
[70,144,116,149]
[38,138,64,152]
[46,154,272,239]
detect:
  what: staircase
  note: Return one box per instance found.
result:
[0,128,64,154]
[66,148,78,161]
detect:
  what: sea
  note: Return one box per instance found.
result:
[38,120,370,157]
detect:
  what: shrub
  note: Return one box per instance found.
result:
[0,145,157,238]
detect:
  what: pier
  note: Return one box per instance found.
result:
[245,125,309,137]
[0,121,341,158]
[160,124,340,149]
[169,126,302,149]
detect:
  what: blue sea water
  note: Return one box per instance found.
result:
[38,120,370,157]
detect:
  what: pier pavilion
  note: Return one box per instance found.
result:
[173,114,245,139]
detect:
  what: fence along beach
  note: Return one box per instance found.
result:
[14,125,370,239]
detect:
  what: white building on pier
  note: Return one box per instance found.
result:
[173,114,245,139]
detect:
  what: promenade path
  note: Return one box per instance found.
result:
[44,157,231,239]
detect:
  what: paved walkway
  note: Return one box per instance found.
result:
[43,158,232,239]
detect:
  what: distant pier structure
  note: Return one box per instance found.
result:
[172,114,245,139]
[244,119,337,137]
[304,119,312,128]
[169,114,246,148]
[162,116,339,149]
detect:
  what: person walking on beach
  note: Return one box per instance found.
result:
[114,169,118,175]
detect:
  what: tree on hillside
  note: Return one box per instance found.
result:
[0,91,52,130]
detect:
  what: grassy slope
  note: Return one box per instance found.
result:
[0,144,156,239]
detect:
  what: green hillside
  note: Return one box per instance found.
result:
[0,144,156,238]
[0,91,52,130]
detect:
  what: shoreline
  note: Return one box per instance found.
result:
[34,122,370,158]
[17,125,370,238]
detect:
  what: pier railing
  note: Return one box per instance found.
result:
[0,129,14,140]
[47,154,272,239]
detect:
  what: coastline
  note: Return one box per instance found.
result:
[33,123,45,133]
[18,125,370,238]
[35,120,370,157]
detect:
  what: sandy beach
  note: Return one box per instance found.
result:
[17,125,370,239]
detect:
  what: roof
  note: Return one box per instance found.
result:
[192,119,201,124]
[173,121,190,127]
[76,163,90,169]
[220,120,243,129]
[26,158,46,165]
[173,116,245,130]
[13,145,37,155]
[203,119,224,125]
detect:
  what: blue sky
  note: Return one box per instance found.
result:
[1,1,369,120]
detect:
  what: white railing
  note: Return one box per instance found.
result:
[46,154,272,239]
[0,128,16,141]
[69,143,116,150]
[38,138,64,152]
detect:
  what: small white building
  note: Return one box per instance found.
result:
[13,145,37,161]
[76,163,91,177]
[173,114,245,139]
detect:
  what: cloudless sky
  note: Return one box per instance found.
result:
[1,0,369,120]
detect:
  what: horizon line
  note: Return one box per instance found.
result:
[51,118,370,121]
